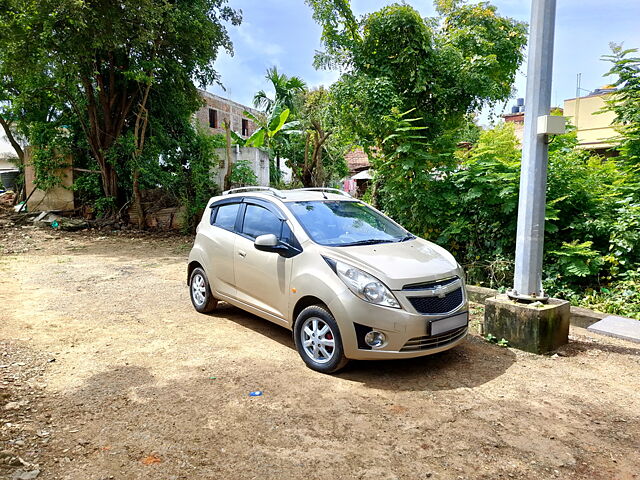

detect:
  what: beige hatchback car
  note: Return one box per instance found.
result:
[188,187,468,373]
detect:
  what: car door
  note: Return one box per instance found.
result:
[233,200,295,320]
[200,201,241,298]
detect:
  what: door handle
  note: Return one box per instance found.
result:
[238,250,247,258]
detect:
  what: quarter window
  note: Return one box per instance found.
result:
[242,204,282,239]
[214,203,240,230]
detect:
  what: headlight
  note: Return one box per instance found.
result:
[325,258,400,308]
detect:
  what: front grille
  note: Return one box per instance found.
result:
[400,326,467,352]
[408,287,463,314]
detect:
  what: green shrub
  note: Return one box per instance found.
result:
[229,160,258,187]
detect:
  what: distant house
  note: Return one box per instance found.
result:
[0,131,20,172]
[0,153,18,172]
[343,148,371,197]
[502,98,526,146]
[564,87,619,156]
[195,91,269,188]
[195,90,261,139]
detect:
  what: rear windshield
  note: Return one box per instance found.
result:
[286,200,408,247]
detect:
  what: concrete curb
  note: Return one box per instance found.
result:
[466,285,607,328]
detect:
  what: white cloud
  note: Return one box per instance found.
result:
[235,22,284,60]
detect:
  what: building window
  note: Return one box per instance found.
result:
[209,109,217,128]
[242,118,249,137]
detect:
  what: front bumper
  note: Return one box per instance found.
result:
[327,288,469,360]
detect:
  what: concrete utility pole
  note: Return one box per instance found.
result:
[512,0,557,299]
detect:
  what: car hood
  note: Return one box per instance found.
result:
[321,237,461,290]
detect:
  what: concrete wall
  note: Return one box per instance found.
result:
[564,93,618,150]
[23,148,74,212]
[195,90,261,139]
[213,146,269,189]
[0,154,18,172]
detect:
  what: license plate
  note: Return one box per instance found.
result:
[429,311,469,336]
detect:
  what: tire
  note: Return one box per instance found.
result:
[189,267,218,313]
[294,305,349,374]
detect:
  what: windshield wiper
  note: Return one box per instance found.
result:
[339,239,394,247]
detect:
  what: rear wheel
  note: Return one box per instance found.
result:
[189,267,218,313]
[294,305,348,374]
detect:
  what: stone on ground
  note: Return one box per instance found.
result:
[587,315,640,343]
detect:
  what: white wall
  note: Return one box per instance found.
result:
[212,146,270,189]
[0,130,15,152]
[0,132,19,171]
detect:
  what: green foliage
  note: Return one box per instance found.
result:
[603,44,640,166]
[253,67,306,114]
[577,269,640,320]
[375,113,640,317]
[72,173,102,210]
[30,132,72,191]
[307,0,527,227]
[372,115,636,306]
[229,160,258,187]
[0,0,241,210]
[247,67,350,188]
[549,241,605,279]
[484,333,509,347]
[149,120,222,232]
[309,0,527,154]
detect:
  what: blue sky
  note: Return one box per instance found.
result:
[207,0,640,124]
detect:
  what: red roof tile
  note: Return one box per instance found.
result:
[345,148,370,172]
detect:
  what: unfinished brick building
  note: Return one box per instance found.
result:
[195,90,261,138]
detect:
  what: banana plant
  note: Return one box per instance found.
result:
[230,106,301,148]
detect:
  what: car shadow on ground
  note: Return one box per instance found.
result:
[337,337,516,391]
[211,302,516,392]
[211,302,297,350]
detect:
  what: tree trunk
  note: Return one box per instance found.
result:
[132,169,144,228]
[301,133,313,187]
[0,114,24,164]
[130,81,153,229]
[304,122,331,187]
[223,121,233,190]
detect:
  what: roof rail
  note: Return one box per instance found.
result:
[222,186,286,199]
[292,187,352,198]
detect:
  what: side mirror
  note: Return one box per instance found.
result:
[254,234,280,252]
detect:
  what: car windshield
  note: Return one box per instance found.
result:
[286,200,410,247]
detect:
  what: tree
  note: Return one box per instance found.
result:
[0,0,241,213]
[305,0,527,215]
[603,44,640,167]
[0,5,62,166]
[251,66,307,178]
[307,1,527,151]
[253,67,307,114]
[287,87,349,187]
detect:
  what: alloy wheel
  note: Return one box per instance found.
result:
[300,316,335,364]
[191,273,206,306]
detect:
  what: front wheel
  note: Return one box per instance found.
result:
[294,305,349,374]
[189,267,218,313]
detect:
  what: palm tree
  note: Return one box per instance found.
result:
[253,66,307,114]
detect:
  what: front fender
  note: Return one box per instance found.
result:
[287,260,347,322]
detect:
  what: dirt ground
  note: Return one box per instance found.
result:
[1,220,639,480]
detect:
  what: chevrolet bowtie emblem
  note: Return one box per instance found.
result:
[433,285,447,298]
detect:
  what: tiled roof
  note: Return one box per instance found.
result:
[345,148,370,172]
